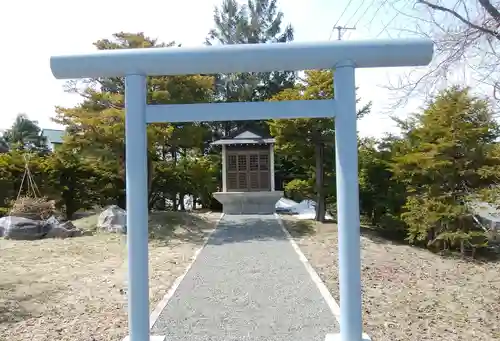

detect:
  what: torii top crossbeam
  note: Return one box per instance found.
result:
[50,39,433,79]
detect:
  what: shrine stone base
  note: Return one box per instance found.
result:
[213,191,283,215]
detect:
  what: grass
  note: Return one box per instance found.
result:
[282,217,500,341]
[0,210,220,341]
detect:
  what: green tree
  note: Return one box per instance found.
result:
[3,114,47,152]
[391,86,500,251]
[43,148,100,220]
[269,70,370,221]
[0,135,8,153]
[0,152,18,215]
[183,155,220,208]
[0,150,46,216]
[206,0,295,137]
[269,70,334,221]
[56,32,215,209]
[358,136,407,235]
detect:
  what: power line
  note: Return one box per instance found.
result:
[343,0,367,28]
[328,0,404,41]
[375,4,403,37]
[342,0,372,40]
[333,0,355,28]
[367,0,391,27]
[329,0,356,40]
[351,0,378,28]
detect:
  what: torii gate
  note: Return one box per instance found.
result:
[50,38,433,341]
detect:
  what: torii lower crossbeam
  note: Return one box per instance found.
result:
[50,38,433,341]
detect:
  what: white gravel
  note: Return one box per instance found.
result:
[151,215,339,341]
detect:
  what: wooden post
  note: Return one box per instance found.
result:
[222,145,227,192]
[269,143,275,191]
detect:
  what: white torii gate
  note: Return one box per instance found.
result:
[50,38,433,341]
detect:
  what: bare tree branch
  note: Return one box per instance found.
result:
[478,0,500,22]
[417,0,500,38]
[378,0,500,111]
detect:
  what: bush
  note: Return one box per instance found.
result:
[285,179,313,202]
[378,213,407,240]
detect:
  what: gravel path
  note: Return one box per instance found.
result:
[151,215,339,341]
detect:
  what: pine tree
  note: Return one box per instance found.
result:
[206,0,295,137]
[3,114,47,152]
[391,86,500,251]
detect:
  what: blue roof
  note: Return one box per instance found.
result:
[41,129,65,144]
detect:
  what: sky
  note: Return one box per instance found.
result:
[0,0,431,138]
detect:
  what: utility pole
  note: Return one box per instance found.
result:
[332,25,356,40]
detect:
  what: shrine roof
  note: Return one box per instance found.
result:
[211,130,275,145]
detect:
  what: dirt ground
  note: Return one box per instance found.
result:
[0,211,220,341]
[283,217,500,341]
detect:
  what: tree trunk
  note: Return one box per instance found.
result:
[156,193,166,210]
[172,194,178,211]
[117,193,126,210]
[63,191,76,221]
[427,227,435,245]
[315,142,326,222]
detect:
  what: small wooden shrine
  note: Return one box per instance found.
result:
[211,130,283,214]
